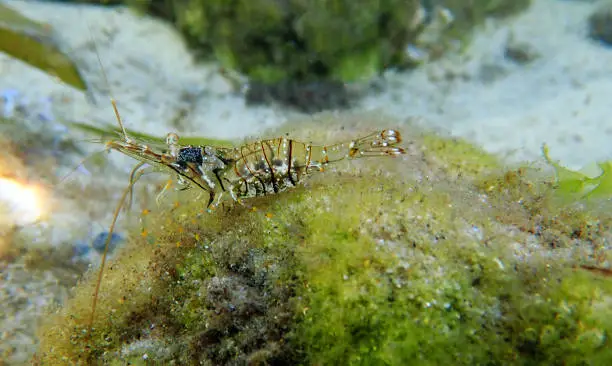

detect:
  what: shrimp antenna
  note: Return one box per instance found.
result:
[86,22,130,142]
[84,20,135,338]
[87,161,145,334]
[55,148,107,186]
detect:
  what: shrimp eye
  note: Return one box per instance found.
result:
[166,132,180,146]
[177,147,204,168]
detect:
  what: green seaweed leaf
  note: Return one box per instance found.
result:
[542,144,612,202]
[583,161,612,199]
[0,3,87,91]
[68,121,234,148]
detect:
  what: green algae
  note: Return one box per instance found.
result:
[543,143,612,203]
[170,0,423,83]
[36,118,612,364]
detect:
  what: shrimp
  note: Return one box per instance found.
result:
[143,129,404,205]
[89,112,405,336]
[84,33,405,339]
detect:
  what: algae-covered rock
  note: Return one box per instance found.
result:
[129,0,532,112]
[169,0,422,84]
[148,0,532,81]
[57,0,532,111]
[36,115,612,364]
[58,0,533,84]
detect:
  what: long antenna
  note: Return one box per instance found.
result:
[86,22,130,142]
[87,161,145,334]
[84,19,134,338]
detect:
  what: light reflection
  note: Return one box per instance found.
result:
[0,176,48,227]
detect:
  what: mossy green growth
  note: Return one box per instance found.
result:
[165,0,532,82]
[168,0,422,83]
[36,119,612,364]
[295,207,612,363]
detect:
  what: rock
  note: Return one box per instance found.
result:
[504,34,540,64]
[36,115,612,364]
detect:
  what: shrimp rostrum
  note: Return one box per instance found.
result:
[108,127,405,208]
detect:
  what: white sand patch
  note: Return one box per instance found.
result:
[361,0,612,169]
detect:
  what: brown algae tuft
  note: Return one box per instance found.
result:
[36,117,612,364]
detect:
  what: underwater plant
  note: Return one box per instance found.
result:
[0,3,87,92]
[543,143,612,203]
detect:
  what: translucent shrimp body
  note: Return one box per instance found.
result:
[153,129,405,206]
